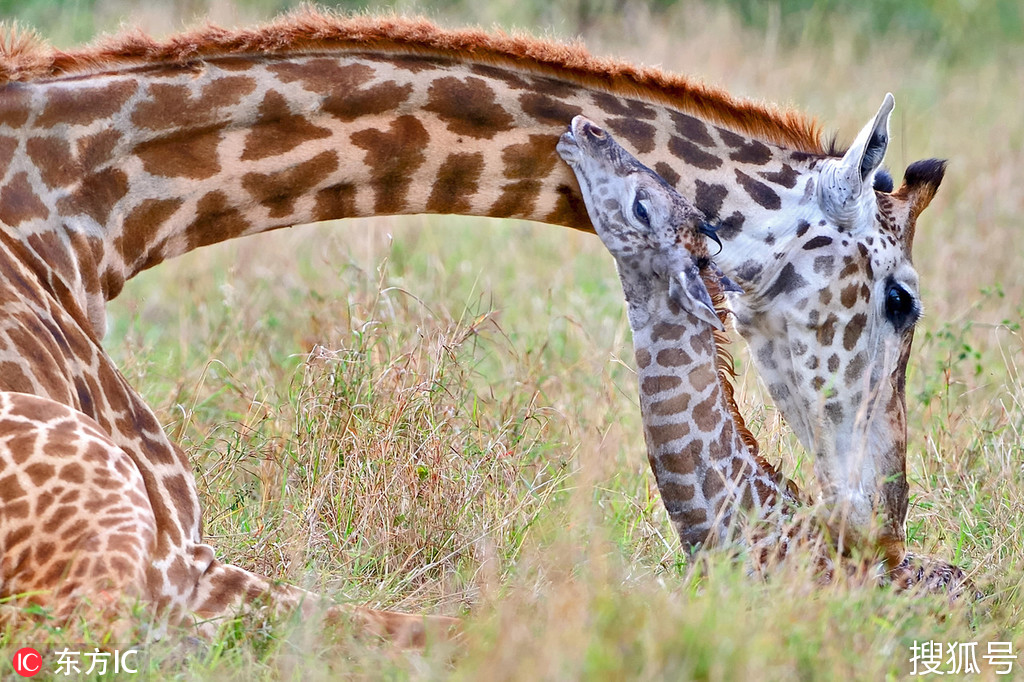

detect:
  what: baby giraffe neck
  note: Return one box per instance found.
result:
[625,283,783,549]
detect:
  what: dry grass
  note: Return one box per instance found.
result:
[1,1,1022,679]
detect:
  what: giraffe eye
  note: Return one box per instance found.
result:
[633,194,650,227]
[884,282,919,330]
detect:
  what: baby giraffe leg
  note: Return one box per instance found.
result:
[0,392,157,631]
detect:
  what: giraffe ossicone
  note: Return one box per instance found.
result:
[0,10,952,632]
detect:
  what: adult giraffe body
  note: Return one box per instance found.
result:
[0,11,944,629]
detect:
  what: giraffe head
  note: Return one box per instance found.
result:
[724,94,946,564]
[557,115,732,331]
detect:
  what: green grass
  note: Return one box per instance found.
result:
[2,1,1023,679]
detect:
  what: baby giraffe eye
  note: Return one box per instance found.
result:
[633,194,650,227]
[884,281,919,331]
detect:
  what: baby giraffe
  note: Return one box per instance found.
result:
[557,115,796,550]
[557,116,974,598]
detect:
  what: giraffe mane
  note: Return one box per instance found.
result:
[703,273,801,499]
[0,8,827,154]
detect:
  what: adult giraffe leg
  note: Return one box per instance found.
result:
[187,559,461,646]
[0,392,157,630]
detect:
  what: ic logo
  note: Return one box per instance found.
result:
[12,648,42,677]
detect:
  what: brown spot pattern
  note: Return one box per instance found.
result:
[116,198,184,269]
[770,262,806,296]
[650,392,691,416]
[717,212,745,241]
[648,421,690,445]
[76,130,122,169]
[323,80,413,123]
[489,179,541,218]
[607,118,655,154]
[528,76,579,99]
[818,314,838,347]
[269,59,373,95]
[184,191,250,250]
[735,170,781,210]
[0,87,31,127]
[689,366,716,393]
[670,111,714,146]
[134,127,225,180]
[500,135,557,179]
[26,137,77,189]
[654,162,680,188]
[843,314,867,351]
[591,92,656,120]
[241,90,333,161]
[132,77,254,130]
[0,172,49,225]
[56,168,129,225]
[641,375,683,395]
[470,64,531,90]
[0,135,17,177]
[844,352,866,384]
[312,183,357,222]
[426,152,485,214]
[840,284,858,308]
[827,354,841,373]
[518,93,582,126]
[660,449,698,476]
[242,150,339,218]
[37,81,137,128]
[760,164,799,188]
[718,128,772,165]
[544,184,589,228]
[803,236,833,250]
[693,180,728,218]
[651,321,687,342]
[669,136,722,170]
[425,76,513,139]
[351,115,429,213]
[656,348,693,367]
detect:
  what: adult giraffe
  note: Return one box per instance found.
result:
[0,10,945,631]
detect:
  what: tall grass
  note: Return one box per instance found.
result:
[1,1,1022,679]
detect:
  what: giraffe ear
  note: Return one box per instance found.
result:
[819,93,894,228]
[708,261,744,294]
[669,258,724,331]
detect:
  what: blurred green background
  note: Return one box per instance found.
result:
[5,0,1022,61]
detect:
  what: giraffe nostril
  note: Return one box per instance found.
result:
[582,121,605,139]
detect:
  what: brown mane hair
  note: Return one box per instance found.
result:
[0,9,826,154]
[703,274,802,500]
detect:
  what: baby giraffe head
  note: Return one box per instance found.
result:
[557,115,734,329]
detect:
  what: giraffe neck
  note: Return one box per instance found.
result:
[623,273,791,549]
[0,15,826,337]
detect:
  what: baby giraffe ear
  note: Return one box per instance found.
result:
[669,257,724,331]
[819,93,894,229]
[708,261,744,294]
